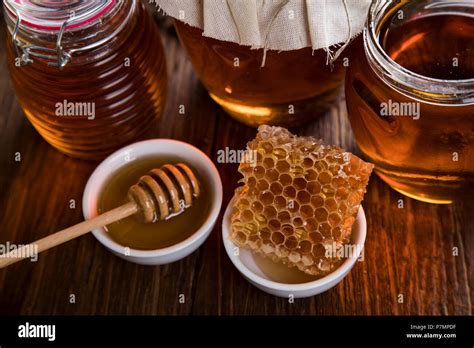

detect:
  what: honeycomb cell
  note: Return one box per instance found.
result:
[276,160,290,173]
[326,198,338,212]
[312,244,326,258]
[290,166,304,176]
[289,251,301,263]
[328,212,342,226]
[297,190,311,204]
[349,176,359,189]
[339,201,348,214]
[268,219,281,231]
[273,147,287,159]
[257,179,269,191]
[259,228,271,239]
[314,207,329,221]
[261,240,274,254]
[305,169,318,181]
[235,231,247,244]
[318,259,331,272]
[300,204,314,219]
[281,224,295,236]
[277,211,291,223]
[329,164,339,176]
[241,209,254,221]
[253,166,265,179]
[271,232,285,245]
[251,200,263,212]
[259,191,274,205]
[255,213,267,225]
[336,186,349,200]
[292,217,303,227]
[279,173,292,186]
[310,194,324,208]
[322,185,335,196]
[302,157,314,168]
[247,177,257,188]
[248,238,262,250]
[332,176,346,188]
[293,177,307,190]
[332,226,342,239]
[230,125,373,276]
[265,168,280,181]
[270,182,283,195]
[244,222,258,235]
[284,236,298,250]
[260,141,273,154]
[274,195,287,209]
[309,231,323,244]
[283,186,297,199]
[305,218,318,231]
[299,240,312,253]
[295,228,307,240]
[263,205,277,218]
[263,157,275,169]
[301,254,314,266]
[319,222,332,238]
[318,172,332,184]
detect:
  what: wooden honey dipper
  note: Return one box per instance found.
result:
[0,163,200,269]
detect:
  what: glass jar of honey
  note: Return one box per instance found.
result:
[345,0,474,204]
[174,21,345,128]
[3,0,167,160]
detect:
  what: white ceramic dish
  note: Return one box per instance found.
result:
[222,199,367,298]
[83,139,223,265]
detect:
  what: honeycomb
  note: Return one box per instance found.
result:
[230,125,373,276]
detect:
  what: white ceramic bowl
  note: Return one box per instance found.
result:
[222,199,367,298]
[83,139,223,265]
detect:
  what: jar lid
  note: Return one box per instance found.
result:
[156,0,371,63]
[5,0,117,31]
[4,0,123,67]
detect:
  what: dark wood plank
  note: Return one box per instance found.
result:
[0,9,472,316]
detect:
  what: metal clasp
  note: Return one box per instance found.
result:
[12,7,73,68]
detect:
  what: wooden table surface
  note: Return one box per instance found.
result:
[0,11,472,316]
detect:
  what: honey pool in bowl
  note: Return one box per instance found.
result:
[98,156,211,250]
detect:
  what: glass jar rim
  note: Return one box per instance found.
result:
[365,0,474,104]
[3,0,132,68]
[3,0,117,31]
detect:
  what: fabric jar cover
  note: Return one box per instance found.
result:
[153,0,372,63]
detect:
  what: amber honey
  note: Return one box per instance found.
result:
[346,0,474,203]
[5,0,167,160]
[174,21,345,127]
[253,253,319,284]
[98,156,210,250]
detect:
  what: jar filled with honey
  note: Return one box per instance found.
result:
[157,1,371,128]
[3,0,167,160]
[345,0,474,204]
[175,21,345,128]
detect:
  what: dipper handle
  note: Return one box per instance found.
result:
[0,163,200,269]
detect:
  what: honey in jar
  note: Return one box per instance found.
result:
[345,0,474,204]
[174,21,345,128]
[4,0,167,159]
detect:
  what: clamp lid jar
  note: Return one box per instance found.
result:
[3,0,167,159]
